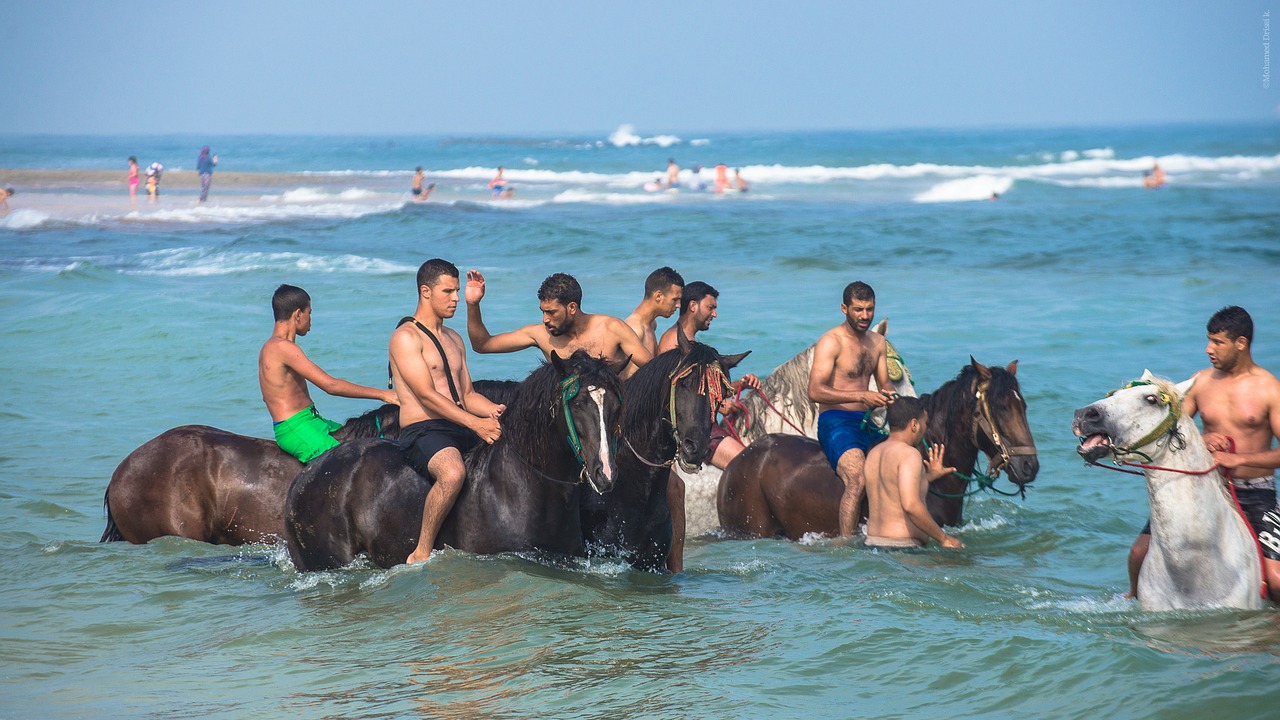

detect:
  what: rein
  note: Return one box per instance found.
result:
[663,360,733,471]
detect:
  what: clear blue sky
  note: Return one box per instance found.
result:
[2,1,1274,135]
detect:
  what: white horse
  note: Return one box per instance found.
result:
[1074,371,1264,611]
[680,320,918,536]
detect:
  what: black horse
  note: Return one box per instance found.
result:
[101,404,399,545]
[582,329,749,571]
[718,358,1037,539]
[285,351,624,571]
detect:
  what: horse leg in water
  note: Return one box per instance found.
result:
[285,440,427,571]
[719,435,843,540]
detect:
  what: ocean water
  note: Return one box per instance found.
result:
[2,123,1279,719]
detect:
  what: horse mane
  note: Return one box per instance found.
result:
[622,340,723,439]
[925,362,1020,437]
[498,350,623,462]
[337,403,401,440]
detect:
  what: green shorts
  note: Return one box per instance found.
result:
[274,405,342,463]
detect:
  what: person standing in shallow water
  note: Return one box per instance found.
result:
[197,146,217,203]
[127,157,139,207]
[258,284,398,464]
[389,259,504,565]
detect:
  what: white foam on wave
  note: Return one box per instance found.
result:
[960,513,1011,532]
[123,199,404,225]
[607,123,682,148]
[552,189,673,205]
[261,187,383,203]
[914,175,1014,203]
[126,247,416,277]
[0,208,52,229]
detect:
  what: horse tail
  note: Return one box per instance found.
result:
[99,487,124,543]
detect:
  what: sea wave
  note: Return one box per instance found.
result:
[607,124,682,148]
[124,247,416,276]
[914,175,1014,203]
[0,208,52,229]
[121,199,403,225]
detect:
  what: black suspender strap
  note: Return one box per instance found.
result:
[390,316,464,407]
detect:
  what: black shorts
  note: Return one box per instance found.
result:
[399,419,479,476]
[1140,487,1280,561]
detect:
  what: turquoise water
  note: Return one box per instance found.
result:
[2,124,1279,718]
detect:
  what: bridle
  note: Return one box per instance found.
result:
[559,374,619,474]
[628,359,733,473]
[973,377,1037,478]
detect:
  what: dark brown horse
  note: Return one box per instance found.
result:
[717,358,1037,540]
[581,330,749,571]
[285,351,624,571]
[100,404,399,545]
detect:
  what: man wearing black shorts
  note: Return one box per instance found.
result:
[390,259,504,565]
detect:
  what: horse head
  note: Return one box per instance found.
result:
[967,357,1039,486]
[550,350,624,494]
[669,327,749,471]
[1074,370,1194,464]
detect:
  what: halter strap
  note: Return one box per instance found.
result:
[973,378,1037,477]
[1105,379,1181,457]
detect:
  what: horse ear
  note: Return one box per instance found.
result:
[1175,374,1197,397]
[872,318,887,336]
[550,350,568,375]
[677,324,693,357]
[971,356,991,380]
[1140,368,1155,382]
[1005,360,1018,376]
[720,350,751,369]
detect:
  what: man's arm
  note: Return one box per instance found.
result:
[656,325,678,354]
[806,334,889,407]
[873,336,893,395]
[612,317,653,368]
[279,342,397,405]
[464,270,541,354]
[452,331,506,420]
[390,331,493,434]
[899,452,963,548]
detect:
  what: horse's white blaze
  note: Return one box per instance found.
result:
[587,386,612,481]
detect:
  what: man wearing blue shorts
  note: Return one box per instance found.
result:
[808,281,896,537]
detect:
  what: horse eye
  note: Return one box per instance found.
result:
[1145,394,1157,404]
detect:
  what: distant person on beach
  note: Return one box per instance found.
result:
[625,266,684,355]
[667,158,680,189]
[0,187,12,215]
[466,270,651,379]
[389,259,504,565]
[146,163,163,203]
[1125,305,1280,602]
[1143,161,1166,189]
[197,146,218,203]
[865,395,963,549]
[128,157,139,207]
[734,168,749,193]
[258,284,398,465]
[714,164,730,194]
[808,281,896,538]
[412,167,435,202]
[656,280,761,571]
[488,167,515,198]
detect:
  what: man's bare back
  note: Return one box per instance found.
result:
[864,405,962,549]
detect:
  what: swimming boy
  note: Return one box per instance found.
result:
[259,284,398,464]
[864,395,964,549]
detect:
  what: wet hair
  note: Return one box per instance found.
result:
[3,187,13,196]
[538,273,582,307]
[644,266,685,296]
[886,394,927,431]
[128,156,137,164]
[1208,306,1253,346]
[843,281,875,306]
[417,258,459,289]
[415,166,423,173]
[272,284,311,321]
[679,281,719,316]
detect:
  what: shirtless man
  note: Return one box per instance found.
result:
[625,266,684,356]
[808,281,896,538]
[1127,306,1280,601]
[390,259,505,565]
[488,167,514,198]
[467,271,651,378]
[657,280,761,572]
[1143,161,1166,189]
[0,187,12,215]
[258,284,398,464]
[411,167,434,202]
[666,158,680,189]
[865,396,964,549]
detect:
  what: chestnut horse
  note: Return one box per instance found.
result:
[100,404,399,545]
[717,358,1038,540]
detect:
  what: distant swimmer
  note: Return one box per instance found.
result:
[128,156,139,207]
[989,192,999,201]
[667,158,680,188]
[687,165,705,192]
[714,163,730,194]
[0,186,12,215]
[734,168,749,193]
[1143,161,1166,189]
[864,395,964,550]
[643,177,664,192]
[412,167,435,202]
[488,167,515,198]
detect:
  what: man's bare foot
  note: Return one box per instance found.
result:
[406,548,433,565]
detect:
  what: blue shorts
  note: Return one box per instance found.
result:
[817,409,885,470]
